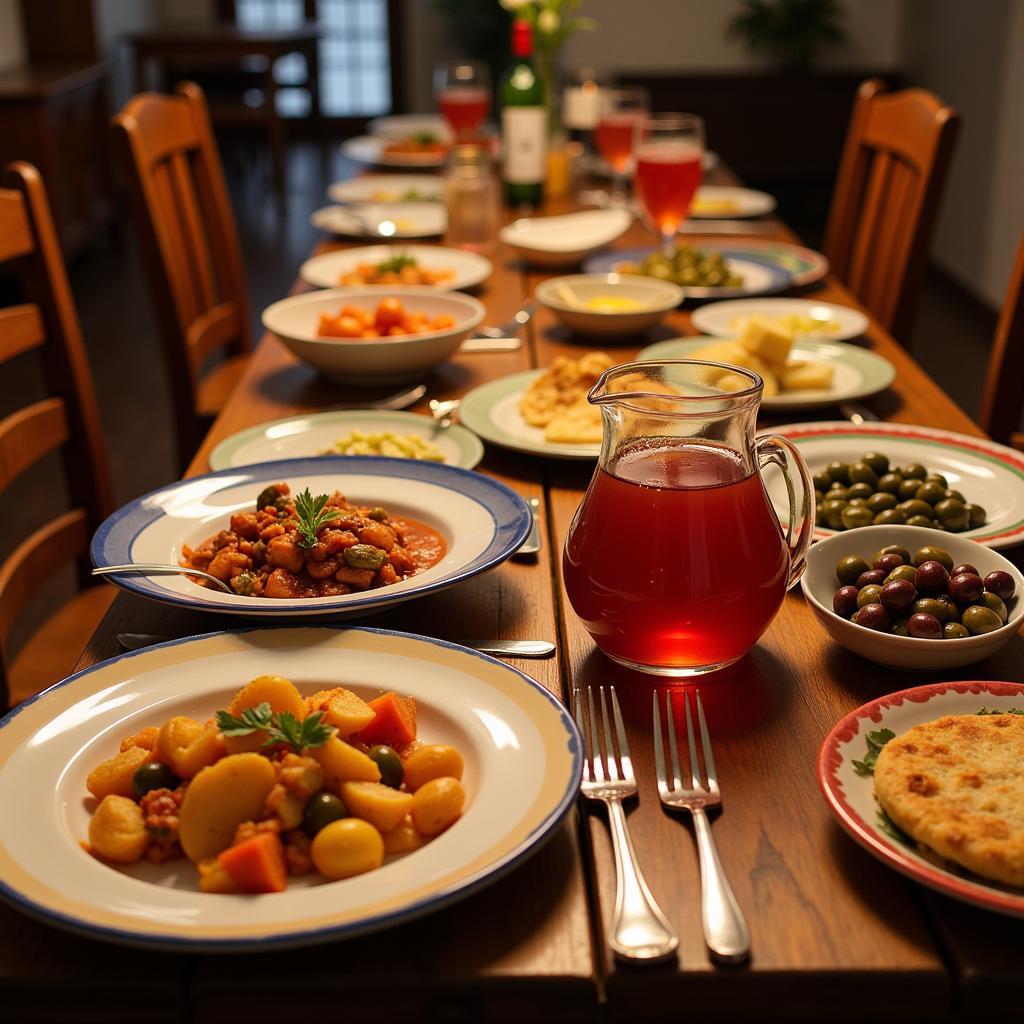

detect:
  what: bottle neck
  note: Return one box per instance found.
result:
[511,19,533,59]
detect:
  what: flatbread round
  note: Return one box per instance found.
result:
[874,713,1024,888]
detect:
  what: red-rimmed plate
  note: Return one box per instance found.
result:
[761,421,1024,549]
[818,680,1024,917]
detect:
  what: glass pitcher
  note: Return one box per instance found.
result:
[563,360,814,677]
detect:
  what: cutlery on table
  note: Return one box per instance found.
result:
[92,564,232,593]
[575,684,679,963]
[513,497,542,558]
[332,383,427,411]
[459,336,522,353]
[117,632,554,657]
[477,299,538,340]
[839,401,881,424]
[429,397,461,430]
[653,690,751,964]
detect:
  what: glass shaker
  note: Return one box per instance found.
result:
[443,144,497,252]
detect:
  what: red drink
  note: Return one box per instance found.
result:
[635,142,703,237]
[595,112,644,174]
[439,87,490,139]
[563,440,790,673]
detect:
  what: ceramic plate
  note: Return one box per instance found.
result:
[637,337,895,411]
[367,114,452,141]
[327,175,443,205]
[311,204,446,240]
[499,209,633,265]
[341,135,447,168]
[300,245,492,292]
[209,410,484,472]
[819,680,1024,918]
[0,626,582,949]
[460,370,600,460]
[691,298,869,342]
[761,421,1024,549]
[690,185,777,219]
[91,456,530,616]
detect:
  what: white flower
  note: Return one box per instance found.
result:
[499,0,532,10]
[537,8,560,33]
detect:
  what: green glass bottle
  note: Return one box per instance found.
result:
[500,19,546,208]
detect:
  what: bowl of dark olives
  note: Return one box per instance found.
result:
[801,525,1024,669]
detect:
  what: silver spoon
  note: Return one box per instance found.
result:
[839,401,881,424]
[331,383,426,411]
[92,564,233,593]
[477,299,537,340]
[429,398,461,431]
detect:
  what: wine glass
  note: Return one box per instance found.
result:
[633,113,705,257]
[594,87,649,200]
[434,60,491,143]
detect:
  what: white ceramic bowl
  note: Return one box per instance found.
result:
[261,287,485,384]
[801,525,1024,671]
[535,273,683,337]
[499,209,632,268]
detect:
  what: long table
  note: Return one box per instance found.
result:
[3,167,1022,1023]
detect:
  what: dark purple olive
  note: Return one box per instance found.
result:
[873,552,905,574]
[879,579,917,614]
[852,603,890,631]
[914,560,950,595]
[833,585,860,618]
[948,572,984,607]
[951,563,979,577]
[984,570,1016,602]
[856,569,888,589]
[907,612,943,639]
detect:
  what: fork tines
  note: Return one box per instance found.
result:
[573,685,634,787]
[653,690,720,800]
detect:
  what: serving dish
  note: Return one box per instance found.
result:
[327,174,443,205]
[819,678,1024,917]
[761,421,1024,549]
[535,273,683,337]
[367,114,452,141]
[261,287,484,384]
[311,203,446,240]
[209,410,484,472]
[300,245,492,292]
[341,135,447,168]
[690,185,776,219]
[638,336,895,411]
[0,626,581,949]
[499,209,632,268]
[91,456,530,617]
[691,297,869,342]
[801,525,1024,670]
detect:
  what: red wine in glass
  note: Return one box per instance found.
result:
[595,112,643,175]
[635,141,703,243]
[439,87,490,140]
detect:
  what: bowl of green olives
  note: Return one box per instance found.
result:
[801,525,1024,670]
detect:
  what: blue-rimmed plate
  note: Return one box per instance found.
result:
[0,626,582,950]
[91,457,530,618]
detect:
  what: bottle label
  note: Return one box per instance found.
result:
[502,107,547,184]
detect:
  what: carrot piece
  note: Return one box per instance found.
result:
[356,692,417,748]
[217,832,288,894]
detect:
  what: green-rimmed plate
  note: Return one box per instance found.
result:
[460,370,600,460]
[638,337,895,411]
[762,421,1024,549]
[209,410,484,471]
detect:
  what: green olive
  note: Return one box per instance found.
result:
[925,473,949,489]
[847,482,874,500]
[877,544,913,564]
[303,792,347,836]
[890,618,910,637]
[823,499,848,530]
[961,605,1004,635]
[842,506,875,529]
[902,463,928,480]
[814,490,825,510]
[367,744,404,788]
[898,478,921,501]
[343,544,389,570]
[915,481,947,505]
[944,489,966,504]
[905,515,934,528]
[874,509,907,525]
[812,470,832,492]
[933,498,968,531]
[827,461,851,484]
[913,546,954,570]
[847,498,869,507]
[943,622,969,639]
[836,555,871,585]
[886,564,919,585]
[132,761,180,800]
[861,451,890,475]
[979,592,1009,623]
[913,597,949,623]
[866,492,897,513]
[827,486,850,502]
[965,503,987,528]
[829,479,847,492]
[849,462,879,486]
[857,584,883,608]
[876,473,904,494]
[897,499,934,519]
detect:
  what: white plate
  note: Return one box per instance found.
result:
[342,135,447,168]
[761,421,1024,549]
[300,245,492,292]
[0,627,581,949]
[637,337,895,411]
[690,185,776,219]
[367,114,452,142]
[499,209,633,268]
[692,298,869,342]
[311,203,446,240]
[209,410,484,471]
[819,679,1024,917]
[327,175,443,205]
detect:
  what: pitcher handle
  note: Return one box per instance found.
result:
[755,434,815,587]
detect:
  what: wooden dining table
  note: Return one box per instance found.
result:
[3,157,1022,1024]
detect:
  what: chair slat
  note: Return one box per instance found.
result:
[167,150,217,314]
[0,398,69,493]
[0,189,35,262]
[186,302,240,377]
[980,231,1024,447]
[0,304,46,364]
[846,151,893,300]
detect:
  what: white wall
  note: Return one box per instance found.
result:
[0,0,25,72]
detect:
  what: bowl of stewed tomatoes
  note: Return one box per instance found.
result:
[262,286,485,383]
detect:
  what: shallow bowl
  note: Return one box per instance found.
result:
[535,273,683,337]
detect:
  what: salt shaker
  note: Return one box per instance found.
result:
[444,144,497,252]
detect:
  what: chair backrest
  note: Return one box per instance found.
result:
[980,230,1024,449]
[824,79,960,343]
[0,161,113,706]
[111,82,251,468]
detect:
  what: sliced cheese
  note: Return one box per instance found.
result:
[778,360,834,391]
[738,315,794,366]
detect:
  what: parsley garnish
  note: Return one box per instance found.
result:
[876,807,912,845]
[852,727,896,776]
[976,706,1024,715]
[293,488,341,549]
[376,249,418,274]
[215,702,334,752]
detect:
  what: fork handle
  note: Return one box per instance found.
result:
[605,798,679,962]
[692,807,750,962]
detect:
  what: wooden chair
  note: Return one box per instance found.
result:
[111,82,252,471]
[823,79,960,343]
[980,230,1024,449]
[0,161,115,709]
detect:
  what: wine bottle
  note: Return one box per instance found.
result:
[500,18,546,208]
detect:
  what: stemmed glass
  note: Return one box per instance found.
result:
[594,87,649,201]
[633,113,705,256]
[434,60,491,143]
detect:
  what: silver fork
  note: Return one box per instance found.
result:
[653,690,751,963]
[574,685,678,962]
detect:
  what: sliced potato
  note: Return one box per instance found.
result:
[157,716,204,765]
[224,675,306,754]
[89,794,149,863]
[174,724,228,779]
[306,687,375,736]
[313,735,381,791]
[381,815,426,855]
[86,746,151,800]
[738,315,794,366]
[339,781,413,833]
